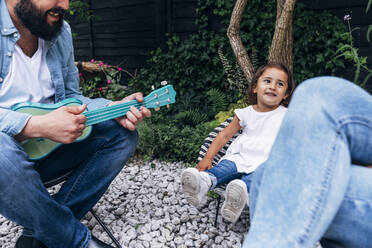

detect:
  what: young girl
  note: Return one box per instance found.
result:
[181,63,296,223]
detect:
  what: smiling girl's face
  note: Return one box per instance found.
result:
[253,67,289,112]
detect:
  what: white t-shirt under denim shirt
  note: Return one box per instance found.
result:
[0,38,55,110]
[221,105,287,174]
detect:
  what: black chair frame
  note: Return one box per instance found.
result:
[43,171,122,248]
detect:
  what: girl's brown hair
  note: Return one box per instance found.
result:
[247,63,295,107]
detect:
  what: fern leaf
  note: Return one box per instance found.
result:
[207,88,228,114]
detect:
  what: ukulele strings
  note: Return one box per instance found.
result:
[85,99,171,126]
[85,91,172,126]
[85,90,171,118]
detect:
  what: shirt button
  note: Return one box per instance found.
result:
[13,33,18,38]
[0,77,3,83]
[3,28,7,32]
[7,52,12,57]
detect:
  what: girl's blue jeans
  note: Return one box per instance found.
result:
[0,120,138,248]
[243,77,372,248]
[206,159,254,193]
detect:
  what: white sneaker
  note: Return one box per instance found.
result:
[181,168,211,208]
[221,179,248,223]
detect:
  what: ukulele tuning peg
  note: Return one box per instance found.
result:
[151,85,155,90]
[155,107,160,111]
[160,81,168,86]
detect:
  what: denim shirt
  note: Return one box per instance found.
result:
[0,0,110,137]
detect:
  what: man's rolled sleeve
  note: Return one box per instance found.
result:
[0,109,31,137]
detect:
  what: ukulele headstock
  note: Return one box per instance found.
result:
[144,82,177,110]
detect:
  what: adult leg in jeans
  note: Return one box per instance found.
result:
[320,165,372,247]
[0,132,88,248]
[243,77,372,248]
[35,120,138,220]
[1,120,138,247]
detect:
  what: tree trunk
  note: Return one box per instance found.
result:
[268,0,296,72]
[228,0,296,84]
[227,0,255,83]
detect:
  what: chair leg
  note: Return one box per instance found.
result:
[215,195,221,227]
[90,210,122,248]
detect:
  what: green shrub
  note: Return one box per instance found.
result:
[203,0,347,83]
[131,32,231,116]
[132,0,346,116]
[136,117,214,164]
[215,97,249,123]
[175,110,208,127]
[128,0,350,162]
[84,0,350,163]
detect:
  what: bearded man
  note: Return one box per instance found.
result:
[0,0,151,247]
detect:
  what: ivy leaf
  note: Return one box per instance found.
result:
[335,44,352,55]
[367,24,372,42]
[360,56,367,65]
[367,0,372,13]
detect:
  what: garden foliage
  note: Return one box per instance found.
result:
[133,0,347,101]
[333,15,372,88]
[81,0,351,163]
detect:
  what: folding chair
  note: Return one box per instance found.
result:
[42,170,122,248]
[197,117,242,227]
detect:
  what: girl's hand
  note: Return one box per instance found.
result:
[196,158,213,171]
[196,116,241,172]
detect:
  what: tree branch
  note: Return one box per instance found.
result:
[227,0,255,83]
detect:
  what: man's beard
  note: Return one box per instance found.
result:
[14,0,65,41]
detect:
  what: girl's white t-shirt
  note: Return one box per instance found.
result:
[221,105,287,174]
[0,39,55,109]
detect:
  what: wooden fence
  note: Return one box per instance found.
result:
[70,0,372,87]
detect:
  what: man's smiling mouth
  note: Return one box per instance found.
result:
[48,11,60,17]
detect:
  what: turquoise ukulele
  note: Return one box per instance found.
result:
[12,85,176,160]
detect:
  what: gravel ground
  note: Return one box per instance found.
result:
[0,159,250,248]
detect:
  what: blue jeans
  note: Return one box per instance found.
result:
[0,120,138,248]
[243,77,372,248]
[206,159,254,192]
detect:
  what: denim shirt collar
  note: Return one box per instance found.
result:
[0,0,18,36]
[45,36,58,49]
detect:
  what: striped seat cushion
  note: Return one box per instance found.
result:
[198,117,242,166]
